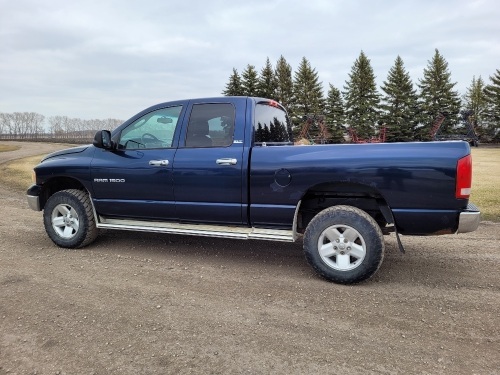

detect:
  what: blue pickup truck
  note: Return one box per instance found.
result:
[27,96,480,284]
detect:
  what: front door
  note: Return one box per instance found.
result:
[91,105,184,220]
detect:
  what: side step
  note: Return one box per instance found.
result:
[97,216,296,242]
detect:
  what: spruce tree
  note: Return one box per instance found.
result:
[293,57,325,139]
[343,51,380,140]
[222,68,243,96]
[324,84,346,143]
[463,76,488,139]
[241,64,259,96]
[483,69,500,141]
[417,49,461,140]
[380,56,419,142]
[274,55,294,110]
[257,57,277,99]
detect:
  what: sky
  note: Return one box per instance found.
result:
[1,0,499,123]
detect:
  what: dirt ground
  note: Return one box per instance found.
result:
[0,142,499,375]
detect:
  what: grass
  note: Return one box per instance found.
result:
[1,146,499,222]
[0,144,21,152]
[470,147,500,222]
[0,155,44,191]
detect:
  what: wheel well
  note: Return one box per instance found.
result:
[39,177,87,210]
[297,182,389,233]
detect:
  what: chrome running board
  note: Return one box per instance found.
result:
[96,216,296,242]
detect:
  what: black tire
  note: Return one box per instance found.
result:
[303,205,385,284]
[43,189,98,248]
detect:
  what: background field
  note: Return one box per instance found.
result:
[470,147,500,221]
[0,154,41,190]
[0,144,20,152]
[1,144,499,221]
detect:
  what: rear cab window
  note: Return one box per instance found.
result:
[254,101,293,146]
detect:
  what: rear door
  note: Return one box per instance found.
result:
[172,98,248,224]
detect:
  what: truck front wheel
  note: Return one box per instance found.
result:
[303,205,384,284]
[43,189,98,248]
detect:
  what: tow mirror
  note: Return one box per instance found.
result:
[93,130,113,149]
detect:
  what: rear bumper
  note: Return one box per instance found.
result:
[392,203,481,235]
[26,184,42,211]
[457,203,481,233]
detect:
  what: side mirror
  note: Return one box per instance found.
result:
[93,130,113,149]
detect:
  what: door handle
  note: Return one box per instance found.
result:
[149,160,169,166]
[216,158,237,165]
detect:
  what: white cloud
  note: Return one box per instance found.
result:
[1,0,499,120]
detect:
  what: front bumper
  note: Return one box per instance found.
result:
[26,184,42,211]
[457,203,481,233]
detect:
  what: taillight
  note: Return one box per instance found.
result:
[456,154,472,199]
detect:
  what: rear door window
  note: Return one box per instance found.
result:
[185,103,235,148]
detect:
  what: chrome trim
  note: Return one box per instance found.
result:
[457,203,481,233]
[96,217,295,242]
[216,158,237,165]
[149,160,169,166]
[248,228,295,242]
[27,195,41,211]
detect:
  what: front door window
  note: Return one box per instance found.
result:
[118,106,182,149]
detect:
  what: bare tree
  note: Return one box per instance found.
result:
[3,111,123,140]
[48,116,65,138]
[105,118,123,131]
[0,113,12,137]
[22,112,45,138]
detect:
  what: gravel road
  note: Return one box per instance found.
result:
[1,142,499,374]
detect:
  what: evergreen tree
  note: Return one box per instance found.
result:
[483,69,500,141]
[222,68,243,96]
[257,57,277,99]
[324,84,346,143]
[262,122,271,140]
[241,64,259,96]
[255,123,264,142]
[343,51,381,140]
[463,76,488,139]
[293,57,325,139]
[380,56,419,142]
[417,49,461,140]
[274,55,294,111]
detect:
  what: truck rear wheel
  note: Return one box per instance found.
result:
[43,189,98,248]
[303,205,384,284]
